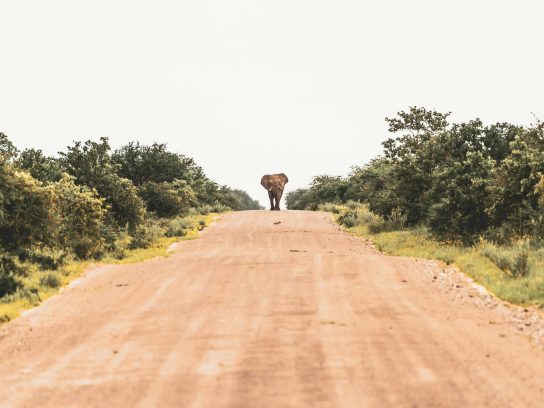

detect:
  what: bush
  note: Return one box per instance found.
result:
[39,273,61,288]
[51,174,107,259]
[17,248,66,270]
[0,271,18,297]
[0,166,56,249]
[197,205,213,215]
[367,214,388,233]
[387,208,408,230]
[212,202,230,213]
[481,241,532,278]
[129,219,165,249]
[104,230,131,260]
[317,203,341,213]
[345,200,363,210]
[339,213,358,228]
[138,180,195,218]
[58,138,146,230]
[165,217,193,237]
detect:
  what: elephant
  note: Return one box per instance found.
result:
[261,173,289,211]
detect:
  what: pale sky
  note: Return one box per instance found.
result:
[1,1,543,207]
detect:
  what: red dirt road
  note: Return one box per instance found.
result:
[0,210,543,407]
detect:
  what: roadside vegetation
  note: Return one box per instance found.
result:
[0,135,261,322]
[287,107,544,306]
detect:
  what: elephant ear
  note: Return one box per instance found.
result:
[278,173,289,184]
[261,175,271,190]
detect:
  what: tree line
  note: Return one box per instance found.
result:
[0,134,260,297]
[286,107,544,244]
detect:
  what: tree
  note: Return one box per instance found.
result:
[0,164,55,249]
[379,107,452,224]
[0,133,18,160]
[346,158,397,216]
[285,188,315,210]
[59,138,145,229]
[216,188,262,210]
[49,174,107,258]
[16,148,63,183]
[112,141,198,185]
[428,151,495,242]
[488,129,544,239]
[138,180,195,217]
[383,106,450,158]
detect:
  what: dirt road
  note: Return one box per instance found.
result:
[0,211,543,407]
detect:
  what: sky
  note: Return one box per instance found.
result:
[1,1,543,207]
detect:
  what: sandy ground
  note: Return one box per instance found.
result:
[0,210,543,407]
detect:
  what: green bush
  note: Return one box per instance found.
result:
[0,270,18,297]
[105,231,131,260]
[212,202,230,213]
[58,138,146,230]
[197,205,213,215]
[165,217,193,237]
[39,273,61,288]
[367,214,388,233]
[17,248,66,270]
[0,165,56,249]
[345,200,363,210]
[338,210,360,228]
[129,219,165,249]
[138,180,195,218]
[317,203,341,213]
[51,174,107,259]
[481,241,532,278]
[387,208,408,230]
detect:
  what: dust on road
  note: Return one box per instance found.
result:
[0,210,543,407]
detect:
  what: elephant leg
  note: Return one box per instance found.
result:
[274,190,282,210]
[268,191,275,211]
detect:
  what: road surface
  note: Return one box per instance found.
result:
[0,210,543,407]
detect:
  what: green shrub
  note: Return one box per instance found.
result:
[129,219,165,249]
[197,205,213,215]
[0,271,18,297]
[345,200,363,210]
[0,167,56,249]
[212,202,230,213]
[50,174,107,259]
[386,208,408,230]
[317,203,341,213]
[338,211,359,228]
[0,251,21,297]
[481,241,532,278]
[17,248,66,270]
[166,217,193,237]
[106,231,131,260]
[39,273,61,288]
[138,180,195,218]
[367,215,388,233]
